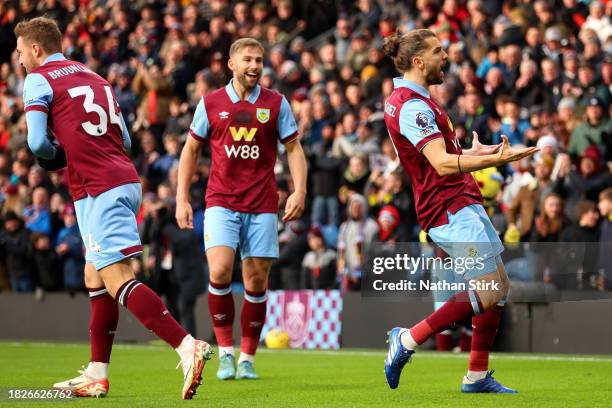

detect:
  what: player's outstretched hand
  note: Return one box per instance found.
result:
[469,131,502,155]
[176,200,193,229]
[282,191,306,222]
[497,135,539,164]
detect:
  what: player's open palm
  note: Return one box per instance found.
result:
[468,131,501,155]
[497,135,539,164]
[282,191,305,222]
[176,201,194,229]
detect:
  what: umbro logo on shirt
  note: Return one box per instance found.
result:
[219,111,229,119]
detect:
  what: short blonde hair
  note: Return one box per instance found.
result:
[14,17,62,54]
[229,38,265,57]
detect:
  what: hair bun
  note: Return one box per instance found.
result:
[382,33,401,58]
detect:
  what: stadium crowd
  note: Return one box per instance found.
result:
[0,0,610,303]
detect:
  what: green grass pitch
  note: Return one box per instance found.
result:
[1,342,611,407]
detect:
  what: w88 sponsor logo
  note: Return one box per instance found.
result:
[225,126,260,159]
[224,144,260,159]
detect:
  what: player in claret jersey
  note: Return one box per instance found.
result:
[176,38,307,381]
[381,29,538,394]
[15,17,211,400]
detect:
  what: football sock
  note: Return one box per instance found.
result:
[85,361,108,380]
[465,371,488,383]
[435,330,453,351]
[175,334,195,362]
[240,289,267,357]
[400,329,418,350]
[409,290,483,346]
[459,326,473,352]
[88,287,118,364]
[208,281,235,349]
[219,346,235,358]
[467,304,503,376]
[238,352,255,364]
[115,279,187,348]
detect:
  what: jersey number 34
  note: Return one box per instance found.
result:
[68,85,122,137]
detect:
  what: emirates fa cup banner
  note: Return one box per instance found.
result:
[261,290,342,349]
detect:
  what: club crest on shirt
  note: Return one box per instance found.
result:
[415,112,429,128]
[256,108,270,123]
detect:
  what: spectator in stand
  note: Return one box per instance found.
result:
[556,145,612,220]
[272,220,309,290]
[162,211,206,337]
[556,200,601,289]
[531,193,568,243]
[149,134,181,189]
[341,154,371,197]
[568,97,611,160]
[337,194,378,291]
[597,188,612,290]
[506,154,557,240]
[0,211,32,292]
[462,91,492,145]
[302,226,337,289]
[309,123,342,227]
[164,98,191,136]
[31,232,59,293]
[375,204,406,251]
[55,203,84,294]
[23,186,51,237]
[582,1,612,45]
[540,58,563,114]
[493,98,531,145]
[575,62,610,108]
[335,16,353,66]
[132,59,172,140]
[334,121,380,158]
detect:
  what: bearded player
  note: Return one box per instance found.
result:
[176,38,307,380]
[382,29,538,393]
[16,17,211,399]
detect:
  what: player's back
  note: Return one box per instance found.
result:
[29,58,139,200]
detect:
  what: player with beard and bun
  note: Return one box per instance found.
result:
[176,38,307,381]
[15,17,212,400]
[382,30,538,394]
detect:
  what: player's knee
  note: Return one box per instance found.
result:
[478,279,509,311]
[244,274,268,292]
[98,262,135,299]
[208,264,233,284]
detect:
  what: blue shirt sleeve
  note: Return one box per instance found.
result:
[277,96,299,143]
[23,73,53,112]
[120,112,131,151]
[189,97,209,142]
[398,99,442,151]
[26,111,57,159]
[23,73,57,159]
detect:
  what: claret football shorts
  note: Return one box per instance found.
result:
[203,206,279,259]
[74,183,143,271]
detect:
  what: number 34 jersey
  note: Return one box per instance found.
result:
[23,55,139,201]
[189,81,298,213]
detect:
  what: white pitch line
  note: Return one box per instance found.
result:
[2,342,612,363]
